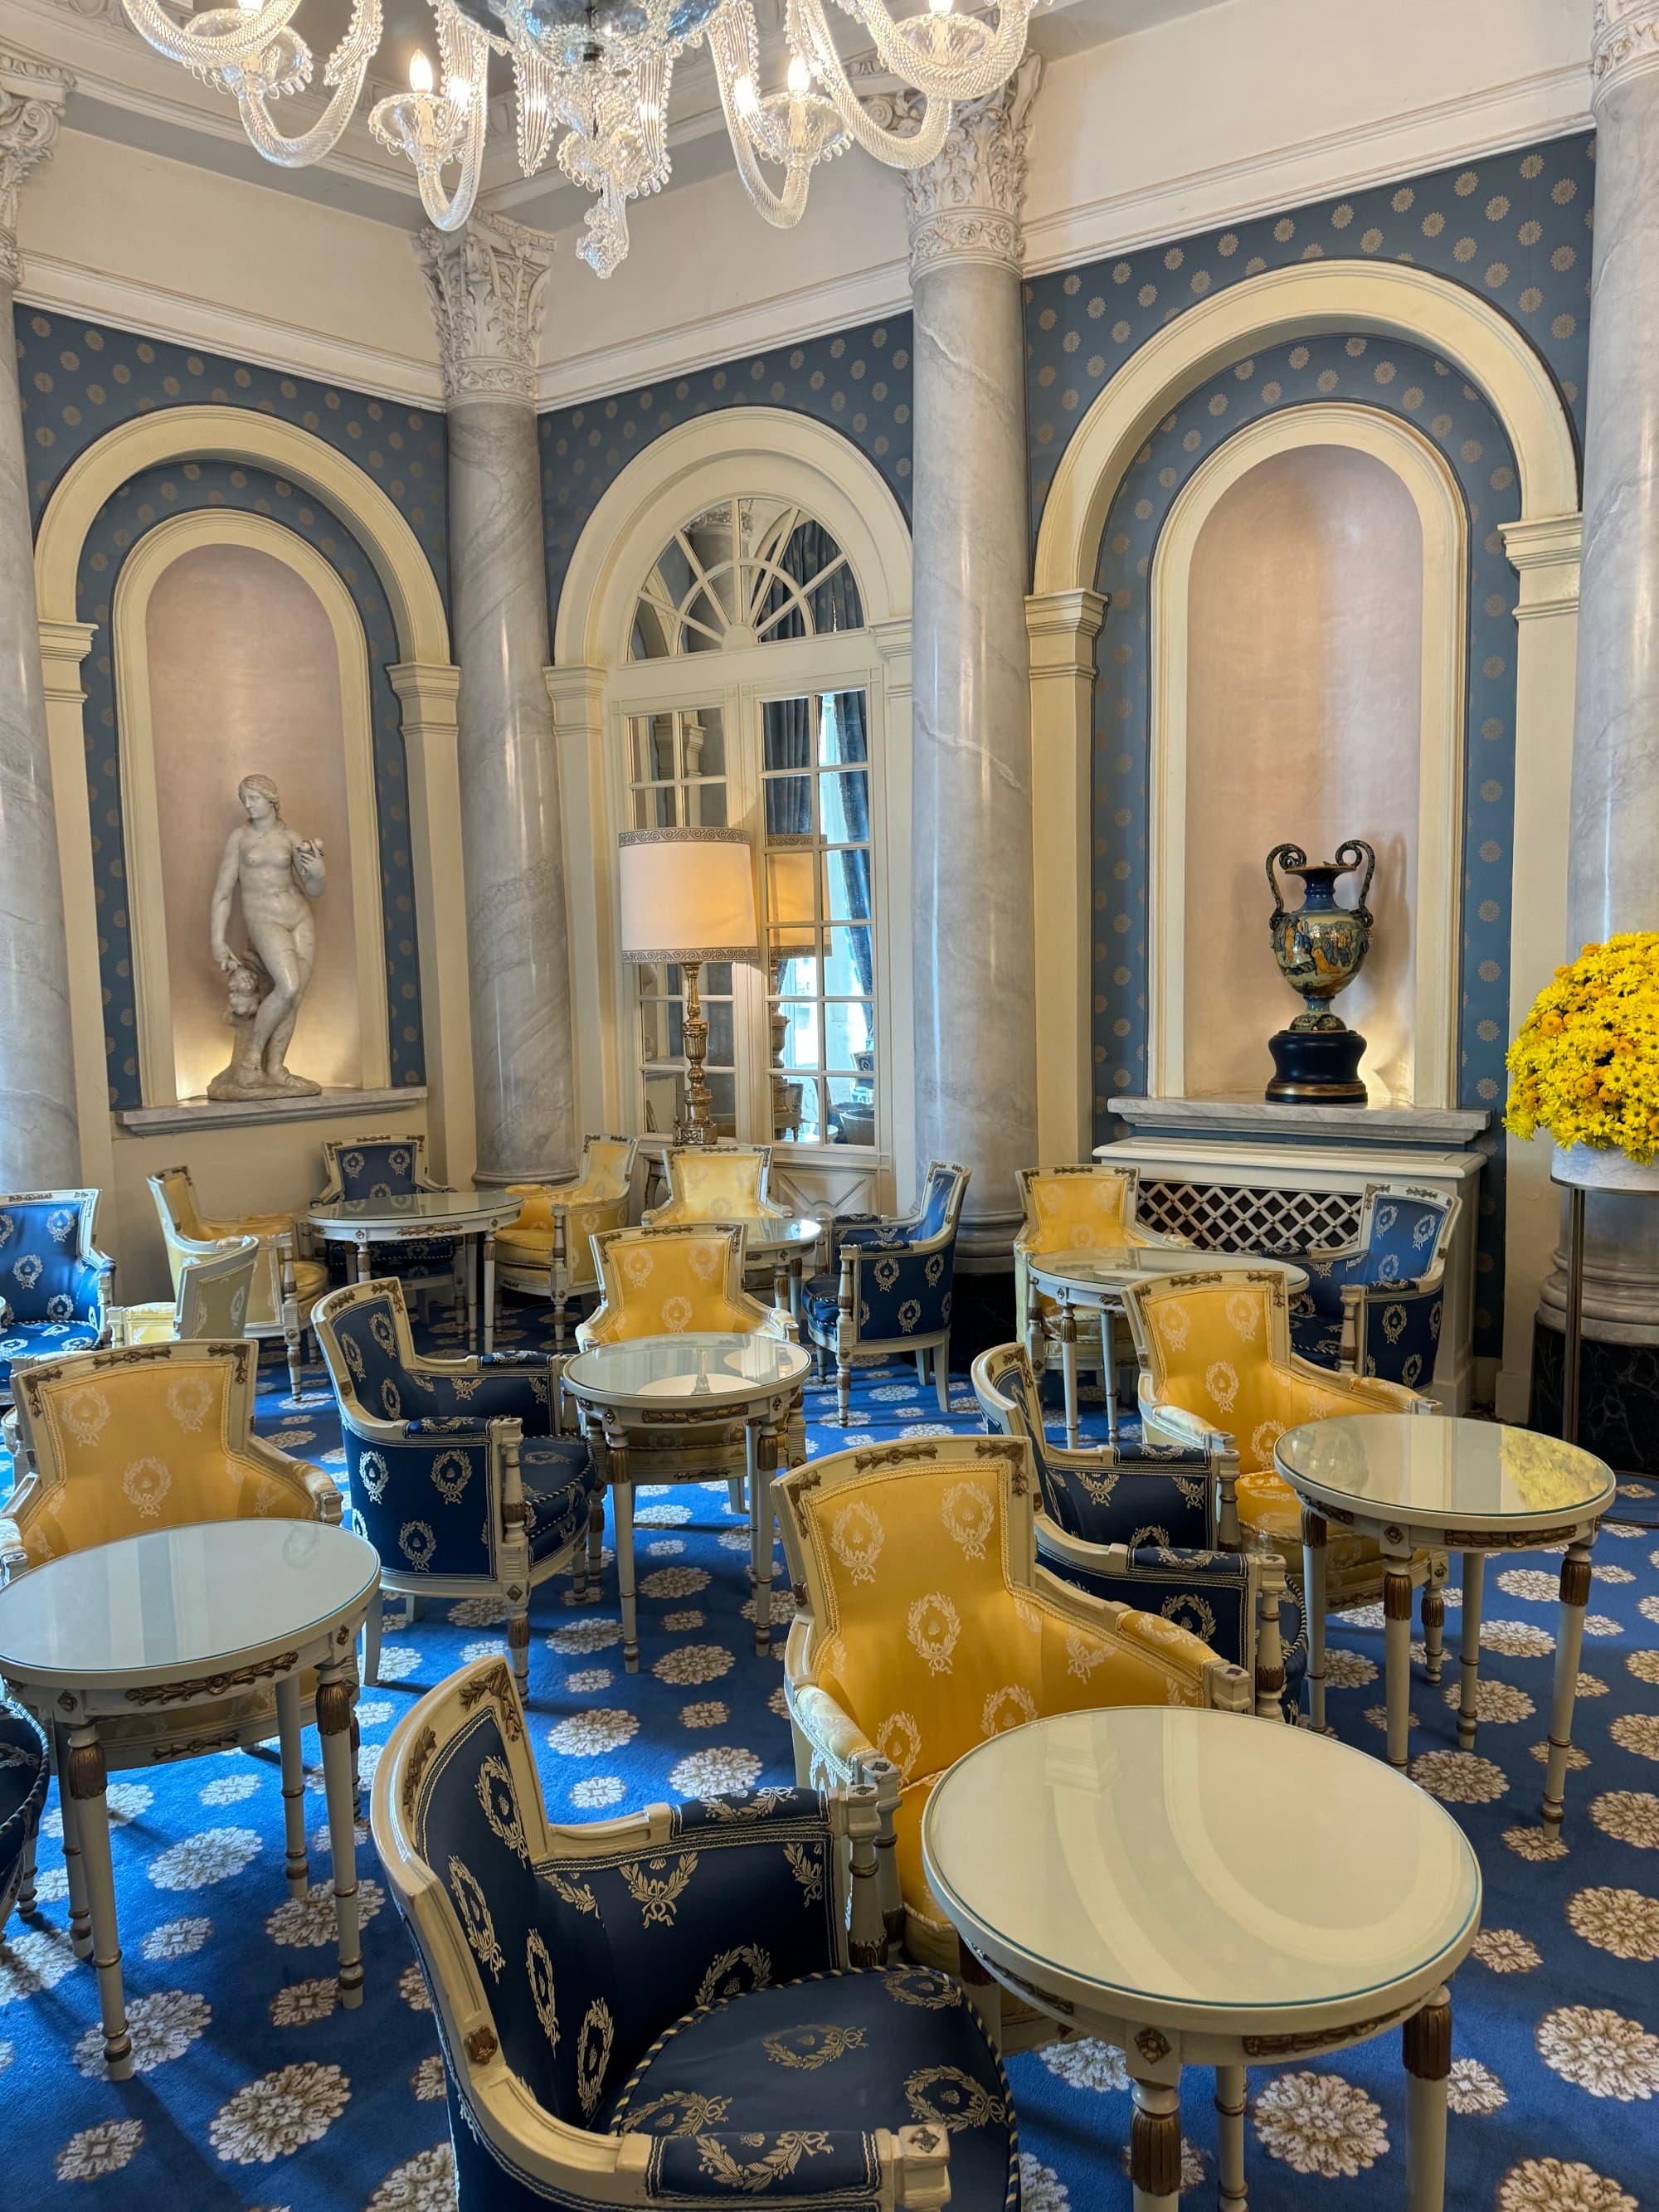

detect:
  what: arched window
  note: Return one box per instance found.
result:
[620,499,877,1150]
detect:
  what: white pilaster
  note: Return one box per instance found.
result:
[0,52,78,1191]
[905,56,1042,1257]
[419,211,577,1183]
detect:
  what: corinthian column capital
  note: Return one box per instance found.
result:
[0,52,71,290]
[901,54,1042,278]
[1592,0,1659,99]
[416,210,554,408]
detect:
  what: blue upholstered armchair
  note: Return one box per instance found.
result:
[1289,1182,1459,1392]
[971,1341,1303,1721]
[374,1659,1014,2212]
[0,1191,113,1406]
[314,1132,463,1308]
[314,1279,599,1689]
[0,1701,49,1928]
[801,1161,971,1424]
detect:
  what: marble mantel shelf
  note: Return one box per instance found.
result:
[1107,1095,1491,1149]
[116,1086,428,1136]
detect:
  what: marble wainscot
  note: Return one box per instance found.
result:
[1099,1095,1490,1411]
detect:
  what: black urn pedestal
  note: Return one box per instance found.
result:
[1266,1024,1368,1104]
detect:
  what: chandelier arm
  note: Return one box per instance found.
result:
[851,0,1030,104]
[120,0,303,73]
[231,0,383,167]
[707,1,814,227]
[791,0,950,168]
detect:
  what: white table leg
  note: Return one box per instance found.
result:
[275,1674,308,1898]
[1215,2063,1248,2210]
[315,1668,363,2010]
[1129,2073,1182,2212]
[1384,1545,1414,1773]
[1059,1295,1080,1450]
[1102,1303,1118,1446]
[608,1423,638,1672]
[1422,1568,1445,1685]
[752,1414,777,1657]
[55,1724,91,1959]
[483,1231,497,1355]
[1404,1986,1452,2212]
[67,1725,132,2080]
[466,1235,480,1353]
[788,1252,805,1328]
[1543,1539,1593,1836]
[355,1240,372,1286]
[361,1587,383,1686]
[1457,1551,1484,1750]
[1302,1507,1329,1732]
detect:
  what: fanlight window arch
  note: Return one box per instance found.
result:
[630,498,865,660]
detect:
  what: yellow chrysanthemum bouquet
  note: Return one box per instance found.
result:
[1506,932,1659,1164]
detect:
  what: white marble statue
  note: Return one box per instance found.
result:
[207,773,326,1101]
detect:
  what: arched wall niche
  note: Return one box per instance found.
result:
[549,409,917,1214]
[1026,256,1582,1422]
[32,406,470,1294]
[1150,404,1467,1110]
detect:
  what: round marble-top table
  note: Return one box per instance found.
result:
[733,1218,823,1326]
[922,1708,1481,2212]
[1027,1248,1310,1448]
[308,1188,523,1354]
[1275,1415,1615,1827]
[562,1332,811,1671]
[0,1521,378,2078]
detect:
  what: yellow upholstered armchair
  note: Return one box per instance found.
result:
[577,1223,795,1350]
[641,1144,790,1228]
[775,1435,1249,2026]
[109,1235,260,1349]
[149,1165,327,1403]
[1014,1163,1192,1388]
[2,1340,342,1763]
[495,1135,637,1348]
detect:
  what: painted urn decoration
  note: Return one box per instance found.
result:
[1264,839,1375,1104]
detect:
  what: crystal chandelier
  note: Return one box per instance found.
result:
[119,0,1031,275]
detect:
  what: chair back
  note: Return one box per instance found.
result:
[652,1145,784,1224]
[581,1226,771,1344]
[1126,1267,1340,1472]
[1355,1183,1459,1281]
[314,1276,420,1421]
[971,1341,1066,1525]
[0,1192,106,1326]
[8,1341,309,1566]
[176,1237,260,1340]
[318,1133,437,1203]
[580,1135,636,1200]
[1015,1164,1171,1257]
[912,1160,970,1242]
[505,1136,637,1296]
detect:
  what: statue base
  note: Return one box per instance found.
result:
[1266,1025,1368,1104]
[207,1067,323,1102]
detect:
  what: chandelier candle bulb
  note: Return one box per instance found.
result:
[408,48,432,91]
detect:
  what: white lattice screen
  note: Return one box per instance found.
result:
[1138,1179,1363,1255]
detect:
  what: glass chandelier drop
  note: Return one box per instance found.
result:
[118,0,1031,275]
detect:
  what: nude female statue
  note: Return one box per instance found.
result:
[207,773,326,1099]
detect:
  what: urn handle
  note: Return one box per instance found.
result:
[1265,843,1308,925]
[1335,839,1376,928]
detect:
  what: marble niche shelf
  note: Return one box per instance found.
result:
[1107,1095,1491,1148]
[116,1086,428,1136]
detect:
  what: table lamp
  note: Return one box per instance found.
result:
[766,839,818,1138]
[618,828,759,1146]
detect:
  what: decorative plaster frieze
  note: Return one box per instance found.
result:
[1592,0,1659,95]
[416,210,554,408]
[0,51,71,289]
[900,54,1041,276]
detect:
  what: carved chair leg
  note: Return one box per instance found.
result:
[55,1724,91,1959]
[1422,1574,1446,1685]
[1457,1550,1485,1750]
[275,1674,309,1898]
[316,1669,364,2010]
[847,1782,886,1969]
[15,1821,38,1920]
[586,1492,605,1602]
[836,1349,852,1427]
[1403,1986,1452,2211]
[1543,1541,1593,1835]
[1384,1550,1415,1773]
[284,1318,303,1404]
[508,1608,531,1698]
[69,1727,133,2079]
[1215,2064,1248,2210]
[933,1339,951,1415]
[1253,1559,1287,1721]
[915,1349,927,1385]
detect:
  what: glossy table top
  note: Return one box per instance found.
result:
[0,1523,380,1685]
[309,1189,523,1230]
[563,1331,811,1406]
[736,1218,822,1253]
[922,1709,1481,2016]
[1276,1415,1614,1529]
[1027,1247,1309,1294]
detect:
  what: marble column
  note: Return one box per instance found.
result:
[904,58,1042,1258]
[1540,2,1659,1378]
[0,55,78,1192]
[418,212,577,1184]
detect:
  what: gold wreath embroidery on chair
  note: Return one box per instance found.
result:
[622,1247,655,1288]
[369,1312,397,1354]
[46,1292,73,1322]
[695,1943,772,2009]
[432,1451,473,1506]
[1382,1304,1408,1345]
[981,1685,1037,1735]
[883,1966,961,2011]
[1224,1291,1261,1341]
[941,1480,995,1562]
[547,1865,600,1917]
[925,1253,945,1289]
[875,1710,922,1778]
[873,1257,901,1294]
[662,1296,694,1331]
[1064,1631,1109,1682]
[784,1840,825,1901]
[1164,1592,1218,1642]
[46,1208,75,1242]
[906,1593,961,1675]
[620,1853,699,1928]
[122,1457,172,1519]
[358,1451,389,1501]
[60,1387,110,1446]
[526,1928,559,2050]
[447,1855,505,1976]
[476,1756,530,1862]
[903,2064,1007,2131]
[381,1380,403,1418]
[342,1335,366,1380]
[694,2133,834,2191]
[625,2090,732,2137]
[576,1997,615,2117]
[829,1500,884,1584]
[400,1520,437,1571]
[1205,1360,1240,1414]
[897,1299,922,1333]
[1158,1300,1191,1352]
[165,1373,215,1433]
[450,1375,482,1402]
[762,2023,868,2069]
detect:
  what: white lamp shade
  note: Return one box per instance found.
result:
[618,829,759,964]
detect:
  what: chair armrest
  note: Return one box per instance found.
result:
[402,1417,493,1437]
[0,1521,24,1583]
[1136,1393,1232,1456]
[789,1681,878,1782]
[301,1468,343,1524]
[625,2130,902,2205]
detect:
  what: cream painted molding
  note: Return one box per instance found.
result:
[1147,405,1466,1111]
[110,508,392,1106]
[36,616,114,1192]
[13,249,445,406]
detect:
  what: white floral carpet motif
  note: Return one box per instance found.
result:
[0,1300,1656,2210]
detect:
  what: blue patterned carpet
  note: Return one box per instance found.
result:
[3,1300,1659,2211]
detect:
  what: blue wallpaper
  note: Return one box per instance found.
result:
[13,309,447,1108]
[539,318,914,627]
